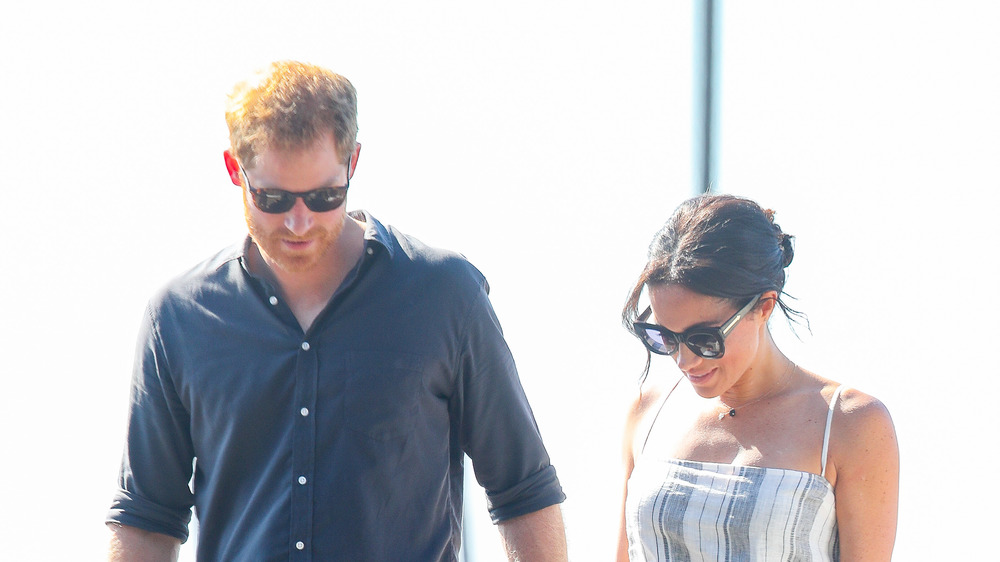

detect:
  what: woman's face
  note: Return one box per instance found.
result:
[647,284,769,398]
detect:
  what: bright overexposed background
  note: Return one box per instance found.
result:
[1,2,997,560]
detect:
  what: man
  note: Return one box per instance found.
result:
[107,60,567,561]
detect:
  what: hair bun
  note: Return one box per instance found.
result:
[779,233,794,268]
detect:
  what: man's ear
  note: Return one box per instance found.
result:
[223,150,243,186]
[348,142,361,179]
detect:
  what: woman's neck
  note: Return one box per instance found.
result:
[720,333,794,407]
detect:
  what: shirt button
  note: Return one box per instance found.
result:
[268,296,278,306]
[300,407,309,417]
[298,476,307,485]
[366,247,374,255]
[301,341,310,351]
[295,541,305,550]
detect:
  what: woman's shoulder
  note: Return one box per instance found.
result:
[810,375,894,431]
[808,374,898,483]
[621,374,684,465]
[626,383,659,423]
[802,372,893,426]
[832,385,896,451]
[625,373,685,426]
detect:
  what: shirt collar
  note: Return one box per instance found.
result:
[235,209,396,278]
[350,209,396,259]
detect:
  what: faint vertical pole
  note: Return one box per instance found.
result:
[460,456,474,562]
[693,0,722,195]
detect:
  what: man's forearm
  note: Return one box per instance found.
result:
[108,523,181,562]
[496,504,568,562]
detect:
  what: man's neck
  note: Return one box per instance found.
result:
[250,217,367,331]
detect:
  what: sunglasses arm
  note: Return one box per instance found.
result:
[719,294,761,336]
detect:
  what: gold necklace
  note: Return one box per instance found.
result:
[717,360,795,420]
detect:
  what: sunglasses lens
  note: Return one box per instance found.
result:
[637,326,678,355]
[303,188,347,212]
[253,188,347,213]
[253,190,296,213]
[686,332,723,358]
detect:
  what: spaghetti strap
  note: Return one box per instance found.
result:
[821,385,846,478]
[639,376,684,456]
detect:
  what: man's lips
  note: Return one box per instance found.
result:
[282,238,314,249]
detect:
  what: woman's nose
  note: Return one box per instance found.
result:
[673,343,703,372]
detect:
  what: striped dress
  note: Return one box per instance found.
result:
[625,386,845,561]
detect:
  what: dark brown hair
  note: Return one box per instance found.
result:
[623,194,804,335]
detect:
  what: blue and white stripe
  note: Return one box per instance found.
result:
[625,386,845,561]
[627,460,838,561]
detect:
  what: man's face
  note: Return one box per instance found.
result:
[242,135,352,275]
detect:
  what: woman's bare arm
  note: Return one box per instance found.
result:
[616,385,660,562]
[829,390,899,561]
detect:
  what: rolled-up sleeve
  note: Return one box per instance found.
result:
[456,288,565,523]
[106,305,195,541]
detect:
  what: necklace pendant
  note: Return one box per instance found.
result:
[729,408,737,417]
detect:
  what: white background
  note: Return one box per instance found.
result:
[1,1,997,560]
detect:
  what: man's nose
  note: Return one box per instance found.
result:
[284,197,314,236]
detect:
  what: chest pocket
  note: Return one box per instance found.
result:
[342,352,428,441]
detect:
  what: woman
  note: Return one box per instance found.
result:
[617,195,898,561]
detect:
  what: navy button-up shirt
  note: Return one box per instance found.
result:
[108,211,564,561]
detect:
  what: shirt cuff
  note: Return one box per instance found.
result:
[107,489,192,542]
[486,465,566,523]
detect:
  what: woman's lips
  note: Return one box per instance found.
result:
[685,368,717,384]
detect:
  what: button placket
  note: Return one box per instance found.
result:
[290,334,318,559]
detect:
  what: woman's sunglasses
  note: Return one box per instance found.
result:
[632,293,762,359]
[239,157,351,214]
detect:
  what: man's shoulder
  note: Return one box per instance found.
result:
[391,226,475,266]
[384,224,489,292]
[147,240,247,312]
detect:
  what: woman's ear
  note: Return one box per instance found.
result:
[758,290,779,321]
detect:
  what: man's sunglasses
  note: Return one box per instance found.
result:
[239,157,351,214]
[632,293,762,359]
